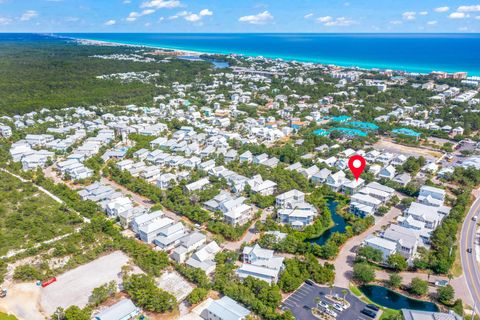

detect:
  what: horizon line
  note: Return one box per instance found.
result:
[1,31,480,35]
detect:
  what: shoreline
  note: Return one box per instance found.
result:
[70,37,205,57]
[59,34,480,76]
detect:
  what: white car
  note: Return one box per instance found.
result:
[318,301,329,309]
[325,309,338,317]
[332,303,344,312]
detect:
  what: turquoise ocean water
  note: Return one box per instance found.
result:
[60,33,480,75]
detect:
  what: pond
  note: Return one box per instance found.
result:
[307,200,347,246]
[359,285,439,311]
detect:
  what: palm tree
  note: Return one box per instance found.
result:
[329,281,334,295]
[342,289,348,300]
[447,273,453,284]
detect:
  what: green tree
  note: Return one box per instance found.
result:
[89,281,117,306]
[388,273,403,289]
[353,262,375,284]
[387,253,408,272]
[357,246,384,263]
[63,306,91,320]
[409,277,429,296]
[123,274,177,313]
[437,285,455,305]
[187,287,208,305]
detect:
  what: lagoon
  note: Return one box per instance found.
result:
[308,201,347,246]
[359,285,439,311]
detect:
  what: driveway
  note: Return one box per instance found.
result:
[333,206,402,288]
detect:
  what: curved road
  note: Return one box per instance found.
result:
[460,194,480,315]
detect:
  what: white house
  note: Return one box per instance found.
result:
[186,241,221,275]
[378,165,396,180]
[236,244,284,284]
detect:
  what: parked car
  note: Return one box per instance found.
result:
[318,301,329,309]
[303,305,311,310]
[473,216,477,221]
[468,248,473,253]
[305,279,314,285]
[332,303,344,312]
[325,309,338,317]
[435,280,448,287]
[366,304,380,312]
[361,308,377,318]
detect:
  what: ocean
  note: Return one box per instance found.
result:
[59,33,480,76]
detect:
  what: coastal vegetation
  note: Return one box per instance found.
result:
[0,34,212,115]
[0,170,83,257]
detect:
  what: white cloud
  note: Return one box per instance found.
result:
[459,26,469,31]
[390,20,402,25]
[316,16,332,23]
[126,9,155,22]
[184,13,200,22]
[419,11,428,15]
[427,20,438,25]
[199,9,213,16]
[402,11,416,20]
[141,0,181,9]
[238,11,273,24]
[316,15,353,26]
[323,16,354,26]
[457,5,480,12]
[304,13,314,19]
[0,17,12,25]
[476,15,480,19]
[20,10,38,21]
[449,12,467,19]
[434,6,449,12]
[168,11,187,19]
[142,9,155,15]
[123,0,131,3]
[104,19,116,25]
[169,9,212,23]
[126,12,140,21]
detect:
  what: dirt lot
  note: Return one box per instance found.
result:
[157,271,194,302]
[40,251,141,315]
[0,283,44,320]
[374,139,442,161]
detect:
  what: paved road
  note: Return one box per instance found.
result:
[460,192,480,315]
[333,205,402,288]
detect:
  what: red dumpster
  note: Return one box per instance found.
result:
[41,277,56,287]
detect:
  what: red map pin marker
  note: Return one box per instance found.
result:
[348,155,366,181]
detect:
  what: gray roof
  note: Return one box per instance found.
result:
[207,296,250,320]
[180,231,206,247]
[94,299,138,320]
[401,309,462,320]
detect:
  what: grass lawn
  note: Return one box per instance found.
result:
[0,171,83,256]
[0,312,17,320]
[380,308,401,320]
[451,229,463,277]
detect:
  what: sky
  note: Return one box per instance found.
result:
[0,0,479,33]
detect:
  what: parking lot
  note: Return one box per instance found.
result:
[40,251,142,314]
[282,282,378,320]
